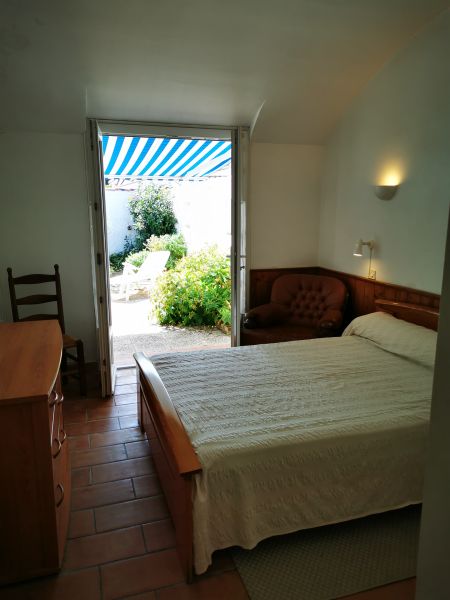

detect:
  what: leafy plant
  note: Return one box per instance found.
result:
[128,183,177,251]
[124,249,149,269]
[109,251,128,273]
[145,233,187,270]
[109,236,136,273]
[152,247,231,327]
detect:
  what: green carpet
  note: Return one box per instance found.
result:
[232,506,420,600]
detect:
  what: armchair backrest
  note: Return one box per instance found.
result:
[270,274,347,327]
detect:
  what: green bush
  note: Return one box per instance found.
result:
[124,249,149,268]
[109,251,128,273]
[145,233,187,270]
[152,247,231,327]
[109,236,136,273]
[129,184,177,251]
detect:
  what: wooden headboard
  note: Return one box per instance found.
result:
[248,266,440,329]
[374,299,439,330]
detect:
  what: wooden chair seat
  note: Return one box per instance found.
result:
[63,334,80,349]
[7,265,87,396]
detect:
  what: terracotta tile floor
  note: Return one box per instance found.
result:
[0,367,415,600]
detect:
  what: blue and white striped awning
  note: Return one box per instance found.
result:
[101,135,231,180]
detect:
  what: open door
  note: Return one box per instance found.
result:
[87,119,116,397]
[88,119,248,393]
[231,127,250,346]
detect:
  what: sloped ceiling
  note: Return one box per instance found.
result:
[0,0,447,143]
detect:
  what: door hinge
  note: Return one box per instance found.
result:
[89,120,94,151]
[99,296,103,304]
[102,358,106,366]
[94,202,98,211]
[97,252,102,265]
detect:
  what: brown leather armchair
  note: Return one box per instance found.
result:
[242,274,347,345]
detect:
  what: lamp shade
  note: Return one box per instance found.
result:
[353,240,363,256]
[374,185,398,200]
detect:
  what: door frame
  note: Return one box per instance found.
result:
[86,118,249,397]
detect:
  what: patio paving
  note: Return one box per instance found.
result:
[110,273,230,367]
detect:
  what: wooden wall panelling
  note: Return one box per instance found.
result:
[248,267,440,325]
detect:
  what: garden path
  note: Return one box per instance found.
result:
[110,275,229,367]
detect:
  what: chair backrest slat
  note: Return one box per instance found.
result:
[7,265,66,333]
[16,294,58,306]
[10,273,57,285]
[17,314,60,322]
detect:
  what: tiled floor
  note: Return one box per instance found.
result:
[0,368,416,600]
[1,368,247,600]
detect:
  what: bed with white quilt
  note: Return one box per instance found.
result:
[135,309,437,580]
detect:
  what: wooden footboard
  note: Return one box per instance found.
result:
[134,352,202,582]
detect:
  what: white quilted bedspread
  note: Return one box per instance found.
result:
[150,335,432,574]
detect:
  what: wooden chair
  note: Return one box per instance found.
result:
[7,264,87,395]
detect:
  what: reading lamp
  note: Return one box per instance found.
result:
[353,239,374,257]
[353,239,375,278]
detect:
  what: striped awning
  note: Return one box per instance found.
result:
[101,135,232,180]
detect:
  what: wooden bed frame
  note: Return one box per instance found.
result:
[134,297,439,582]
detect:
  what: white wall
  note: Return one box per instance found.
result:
[416,210,450,598]
[249,143,323,269]
[105,190,135,254]
[105,177,231,256]
[318,11,450,293]
[0,133,98,362]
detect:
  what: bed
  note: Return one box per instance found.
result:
[134,300,439,580]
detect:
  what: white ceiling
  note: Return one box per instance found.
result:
[0,0,447,143]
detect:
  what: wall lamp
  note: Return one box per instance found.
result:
[374,185,398,200]
[353,239,374,257]
[353,239,375,279]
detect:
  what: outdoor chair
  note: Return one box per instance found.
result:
[120,250,170,301]
[7,264,87,395]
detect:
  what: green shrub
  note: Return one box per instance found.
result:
[124,249,150,269]
[145,233,187,270]
[129,184,177,251]
[152,247,231,327]
[109,251,128,273]
[109,236,136,272]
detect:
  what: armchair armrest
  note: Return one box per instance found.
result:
[243,303,290,329]
[317,308,343,335]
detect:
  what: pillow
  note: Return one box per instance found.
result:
[342,311,437,369]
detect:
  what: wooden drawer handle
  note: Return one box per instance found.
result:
[52,437,62,458]
[49,390,59,407]
[59,429,67,445]
[56,483,65,507]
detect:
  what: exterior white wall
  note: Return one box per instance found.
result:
[318,11,450,293]
[0,132,98,361]
[105,177,231,255]
[249,143,323,268]
[105,190,135,254]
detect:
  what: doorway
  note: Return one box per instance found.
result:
[88,121,248,396]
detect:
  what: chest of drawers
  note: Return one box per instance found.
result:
[0,320,71,584]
